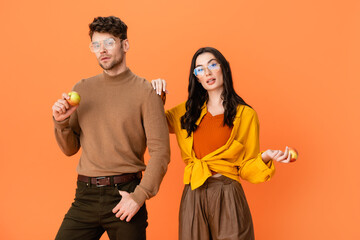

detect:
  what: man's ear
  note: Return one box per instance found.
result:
[122,39,130,53]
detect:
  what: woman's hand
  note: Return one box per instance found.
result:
[261,147,291,164]
[151,78,168,104]
[151,78,169,95]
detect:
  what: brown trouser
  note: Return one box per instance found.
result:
[179,175,255,240]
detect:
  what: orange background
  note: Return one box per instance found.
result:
[1,0,359,239]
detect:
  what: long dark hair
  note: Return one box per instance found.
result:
[180,47,251,137]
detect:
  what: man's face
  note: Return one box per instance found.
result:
[91,32,128,71]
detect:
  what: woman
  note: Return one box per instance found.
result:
[152,47,290,240]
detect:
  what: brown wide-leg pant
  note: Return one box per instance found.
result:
[179,175,255,240]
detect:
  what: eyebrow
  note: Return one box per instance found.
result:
[195,58,217,68]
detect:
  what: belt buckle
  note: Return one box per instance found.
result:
[95,176,107,187]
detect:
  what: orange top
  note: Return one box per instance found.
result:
[193,112,233,159]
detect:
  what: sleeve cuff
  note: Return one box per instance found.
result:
[254,152,276,179]
[53,117,70,129]
[130,186,148,206]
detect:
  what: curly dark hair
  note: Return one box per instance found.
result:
[181,47,251,137]
[89,16,128,40]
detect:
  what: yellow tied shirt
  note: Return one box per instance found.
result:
[166,102,275,190]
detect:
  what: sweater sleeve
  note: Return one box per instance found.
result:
[130,87,171,206]
[53,109,81,156]
[238,109,275,183]
[53,84,81,156]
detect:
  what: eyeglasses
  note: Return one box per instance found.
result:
[193,62,221,77]
[89,38,120,53]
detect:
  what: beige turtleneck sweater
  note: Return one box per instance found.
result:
[53,68,170,205]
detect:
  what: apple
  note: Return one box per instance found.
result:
[289,147,298,162]
[67,91,81,106]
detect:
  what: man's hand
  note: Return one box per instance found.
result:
[112,191,141,222]
[52,93,78,122]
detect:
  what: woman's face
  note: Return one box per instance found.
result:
[194,52,224,93]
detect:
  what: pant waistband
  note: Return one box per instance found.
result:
[78,172,142,187]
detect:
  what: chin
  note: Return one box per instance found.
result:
[206,85,223,92]
[100,58,123,71]
[100,62,115,70]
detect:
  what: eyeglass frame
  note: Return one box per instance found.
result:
[193,61,221,77]
[89,37,124,53]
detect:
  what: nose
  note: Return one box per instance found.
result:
[204,67,212,76]
[99,43,107,54]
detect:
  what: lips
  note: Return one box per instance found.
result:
[206,78,216,85]
[100,56,111,61]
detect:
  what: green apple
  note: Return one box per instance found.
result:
[67,91,81,106]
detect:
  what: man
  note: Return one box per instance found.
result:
[52,16,170,240]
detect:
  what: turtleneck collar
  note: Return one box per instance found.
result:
[102,67,133,82]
